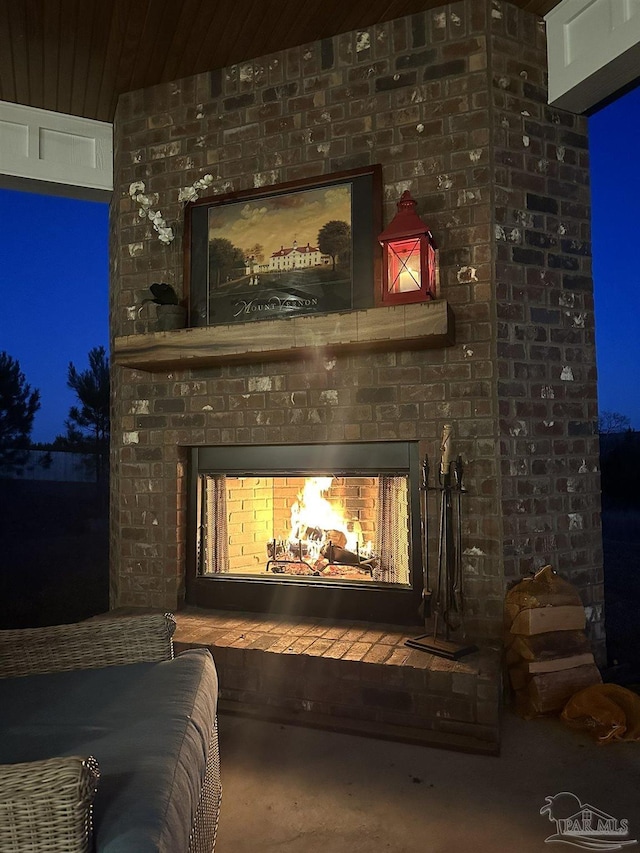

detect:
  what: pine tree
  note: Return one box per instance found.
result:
[64,346,110,484]
[0,352,40,475]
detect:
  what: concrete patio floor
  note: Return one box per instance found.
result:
[214,707,640,853]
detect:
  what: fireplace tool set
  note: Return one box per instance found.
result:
[406,425,477,660]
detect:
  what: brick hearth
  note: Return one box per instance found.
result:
[173,607,501,754]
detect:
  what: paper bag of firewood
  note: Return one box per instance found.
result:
[505,565,601,717]
[505,564,583,626]
[515,664,602,719]
[506,630,591,666]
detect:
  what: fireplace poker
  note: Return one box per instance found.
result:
[418,452,432,623]
[452,454,465,621]
[434,424,455,640]
[405,425,477,660]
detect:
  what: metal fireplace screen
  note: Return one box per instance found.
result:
[196,473,410,586]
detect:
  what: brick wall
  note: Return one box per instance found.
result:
[488,4,604,657]
[226,477,273,572]
[110,0,604,660]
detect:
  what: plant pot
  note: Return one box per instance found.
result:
[155,304,186,331]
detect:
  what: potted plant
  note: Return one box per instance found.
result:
[142,282,187,331]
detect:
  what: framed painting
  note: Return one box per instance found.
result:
[184,164,382,327]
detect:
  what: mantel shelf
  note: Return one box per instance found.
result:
[113,300,454,372]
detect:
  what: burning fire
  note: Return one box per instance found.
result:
[285,477,373,564]
[266,476,376,578]
[289,477,357,553]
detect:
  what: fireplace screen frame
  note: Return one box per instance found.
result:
[186,441,424,624]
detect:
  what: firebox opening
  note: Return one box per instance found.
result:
[198,473,410,585]
[187,442,424,624]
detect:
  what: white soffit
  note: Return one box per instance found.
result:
[0,101,113,196]
[546,0,640,113]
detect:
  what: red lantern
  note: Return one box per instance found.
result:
[378,191,437,305]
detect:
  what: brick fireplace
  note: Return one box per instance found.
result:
[186,441,423,623]
[110,0,604,690]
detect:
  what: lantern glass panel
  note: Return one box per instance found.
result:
[388,238,421,293]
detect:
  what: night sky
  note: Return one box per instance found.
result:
[0,190,109,443]
[0,81,638,442]
[589,83,640,429]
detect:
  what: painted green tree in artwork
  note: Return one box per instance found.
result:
[208,238,246,287]
[0,352,40,475]
[318,220,351,271]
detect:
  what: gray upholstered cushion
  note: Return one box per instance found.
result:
[0,648,218,852]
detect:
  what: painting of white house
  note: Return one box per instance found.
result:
[203,182,354,325]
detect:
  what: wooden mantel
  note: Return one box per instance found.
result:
[113,300,454,372]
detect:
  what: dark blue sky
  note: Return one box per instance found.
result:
[0,82,638,441]
[589,83,640,429]
[0,190,109,443]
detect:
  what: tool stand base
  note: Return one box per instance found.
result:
[405,634,478,660]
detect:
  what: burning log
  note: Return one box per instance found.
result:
[324,529,347,549]
[320,542,362,565]
[305,526,324,541]
[319,542,377,576]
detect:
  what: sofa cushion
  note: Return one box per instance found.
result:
[0,648,218,853]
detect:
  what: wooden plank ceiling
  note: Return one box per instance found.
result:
[0,0,562,123]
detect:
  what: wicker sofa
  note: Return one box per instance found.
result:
[0,613,221,853]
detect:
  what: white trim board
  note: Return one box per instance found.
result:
[546,0,640,113]
[0,101,113,197]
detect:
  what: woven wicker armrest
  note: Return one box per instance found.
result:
[0,612,176,679]
[0,755,100,853]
